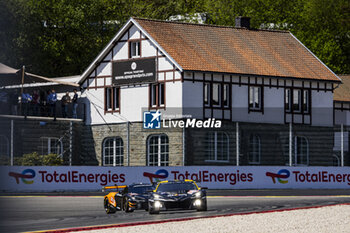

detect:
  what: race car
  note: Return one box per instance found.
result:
[148,180,207,214]
[103,183,154,214]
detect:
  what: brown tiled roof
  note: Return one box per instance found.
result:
[135,18,340,82]
[334,75,350,102]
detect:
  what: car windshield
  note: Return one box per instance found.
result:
[157,182,197,192]
[129,185,153,194]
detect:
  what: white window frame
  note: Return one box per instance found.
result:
[205,132,229,163]
[40,137,63,157]
[223,84,230,108]
[105,87,120,111]
[147,134,169,166]
[294,136,309,166]
[130,41,140,58]
[204,83,210,107]
[248,134,261,164]
[285,88,291,112]
[212,83,221,107]
[249,86,262,110]
[159,83,165,106]
[103,137,124,166]
[293,89,302,113]
[150,83,165,108]
[303,89,309,113]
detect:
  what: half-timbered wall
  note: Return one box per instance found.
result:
[334,101,350,126]
[81,24,182,125]
[182,72,335,126]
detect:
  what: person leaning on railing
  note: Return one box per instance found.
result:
[47,89,57,120]
[21,90,32,119]
[61,92,71,118]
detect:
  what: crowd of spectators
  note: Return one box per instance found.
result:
[0,88,79,120]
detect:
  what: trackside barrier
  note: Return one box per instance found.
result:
[1,166,350,192]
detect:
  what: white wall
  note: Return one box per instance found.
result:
[334,102,350,126]
[84,23,183,125]
[312,91,334,126]
[183,81,203,119]
[231,85,285,124]
[82,22,336,127]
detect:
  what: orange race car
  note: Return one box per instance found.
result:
[103,183,154,214]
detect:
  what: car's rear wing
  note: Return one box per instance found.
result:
[102,185,127,192]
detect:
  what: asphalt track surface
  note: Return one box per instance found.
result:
[0,190,349,233]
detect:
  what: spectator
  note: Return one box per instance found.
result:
[9,90,19,115]
[31,90,40,116]
[21,90,32,118]
[61,92,71,118]
[72,89,78,118]
[47,89,57,120]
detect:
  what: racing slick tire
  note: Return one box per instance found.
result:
[123,199,134,213]
[148,202,159,215]
[104,198,116,214]
[196,199,207,212]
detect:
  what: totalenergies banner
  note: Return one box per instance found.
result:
[0,166,350,192]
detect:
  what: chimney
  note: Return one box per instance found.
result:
[235,16,250,29]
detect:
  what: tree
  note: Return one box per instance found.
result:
[1,0,349,76]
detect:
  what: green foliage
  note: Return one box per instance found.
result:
[0,0,349,75]
[42,153,64,166]
[16,152,63,166]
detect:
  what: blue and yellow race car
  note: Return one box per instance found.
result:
[148,180,207,214]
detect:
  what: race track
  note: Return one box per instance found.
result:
[0,190,349,233]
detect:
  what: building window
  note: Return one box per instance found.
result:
[332,154,340,166]
[150,83,165,108]
[39,137,63,156]
[203,83,230,108]
[212,83,221,106]
[129,41,140,58]
[294,136,308,165]
[223,84,229,107]
[147,134,169,166]
[249,86,262,111]
[285,89,291,112]
[249,134,261,164]
[204,83,210,106]
[286,89,310,114]
[103,137,123,166]
[293,89,301,112]
[205,132,229,162]
[105,87,120,112]
[303,90,309,113]
[0,135,9,158]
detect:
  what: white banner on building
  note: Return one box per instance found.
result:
[0,166,349,192]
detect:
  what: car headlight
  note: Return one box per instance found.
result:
[154,201,162,208]
[153,194,160,199]
[194,199,201,206]
[195,192,201,197]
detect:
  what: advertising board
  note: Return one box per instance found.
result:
[112,58,156,85]
[1,166,349,192]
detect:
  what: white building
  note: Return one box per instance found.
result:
[73,17,348,167]
[1,17,348,167]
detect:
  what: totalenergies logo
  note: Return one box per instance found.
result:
[9,169,36,184]
[266,169,290,184]
[143,169,169,183]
